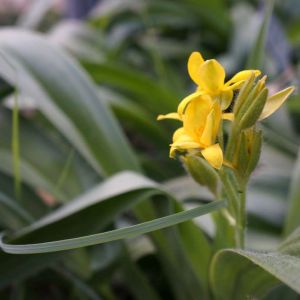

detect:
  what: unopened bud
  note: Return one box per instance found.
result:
[238,88,268,130]
[233,73,256,116]
[184,155,220,196]
[234,128,262,182]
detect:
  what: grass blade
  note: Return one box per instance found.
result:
[0,200,224,254]
[246,0,274,69]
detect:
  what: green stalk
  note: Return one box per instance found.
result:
[219,170,239,218]
[238,188,247,248]
[12,87,21,200]
[223,117,248,248]
[220,171,246,249]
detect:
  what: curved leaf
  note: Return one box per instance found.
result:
[0,172,156,287]
[211,226,300,299]
[1,201,223,254]
[82,61,178,114]
[0,28,140,176]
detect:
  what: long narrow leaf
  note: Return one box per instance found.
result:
[246,0,274,69]
[0,201,224,254]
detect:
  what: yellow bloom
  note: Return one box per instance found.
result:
[157,51,295,171]
[158,94,223,169]
[187,52,261,110]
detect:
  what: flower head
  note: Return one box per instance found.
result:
[158,94,223,169]
[158,51,295,172]
[187,52,261,110]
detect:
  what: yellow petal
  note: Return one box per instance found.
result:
[220,89,233,110]
[177,91,205,116]
[169,127,200,157]
[198,59,225,93]
[222,113,234,121]
[200,109,215,146]
[172,127,199,147]
[212,102,222,138]
[172,127,185,142]
[223,80,244,91]
[183,95,212,141]
[225,70,261,86]
[171,139,200,150]
[259,86,295,120]
[188,52,205,85]
[199,102,221,146]
[157,112,182,121]
[201,144,223,169]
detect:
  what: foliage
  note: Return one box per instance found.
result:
[0,0,299,299]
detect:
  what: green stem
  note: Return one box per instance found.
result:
[219,169,238,219]
[12,87,21,201]
[219,169,247,249]
[238,188,247,248]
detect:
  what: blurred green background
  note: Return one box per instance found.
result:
[0,0,300,299]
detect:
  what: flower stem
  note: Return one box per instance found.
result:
[238,187,247,248]
[219,169,246,248]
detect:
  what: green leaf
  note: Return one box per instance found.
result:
[285,150,300,235]
[0,198,224,254]
[82,61,178,114]
[0,191,33,230]
[121,247,161,300]
[0,172,153,287]
[97,87,169,144]
[49,21,106,63]
[0,172,48,220]
[246,0,274,69]
[53,266,103,300]
[279,227,300,256]
[0,28,140,176]
[211,226,300,299]
[0,171,224,292]
[17,0,53,29]
[0,251,60,289]
[175,202,212,297]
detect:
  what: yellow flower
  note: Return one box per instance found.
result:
[186,52,261,110]
[157,51,295,171]
[158,94,223,169]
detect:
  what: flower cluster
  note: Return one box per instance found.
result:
[158,51,294,169]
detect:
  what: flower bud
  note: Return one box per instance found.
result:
[234,128,262,182]
[184,155,220,196]
[238,88,268,130]
[233,73,256,116]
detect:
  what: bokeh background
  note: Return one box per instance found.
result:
[0,0,300,299]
